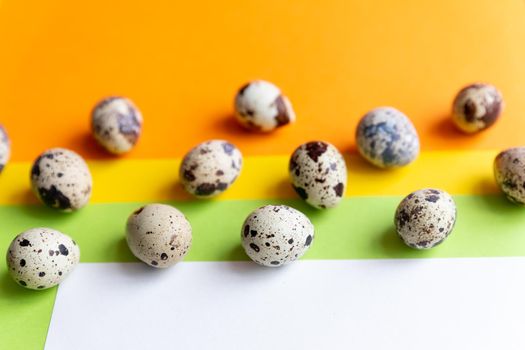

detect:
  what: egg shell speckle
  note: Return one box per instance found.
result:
[6,228,80,290]
[179,140,243,198]
[289,141,347,209]
[395,189,456,249]
[452,83,503,134]
[30,148,93,211]
[494,147,525,204]
[91,97,143,154]
[356,107,420,168]
[234,80,295,132]
[241,205,314,267]
[0,124,10,173]
[126,204,192,268]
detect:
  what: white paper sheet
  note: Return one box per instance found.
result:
[45,258,525,350]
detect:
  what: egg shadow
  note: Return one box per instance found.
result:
[0,270,24,298]
[342,150,412,178]
[0,268,57,299]
[475,177,499,194]
[342,143,359,155]
[475,192,525,214]
[10,188,39,206]
[17,202,79,222]
[272,178,297,200]
[211,113,254,139]
[67,131,118,160]
[344,152,386,175]
[378,225,429,259]
[106,236,136,263]
[429,114,490,146]
[222,259,288,278]
[113,261,173,279]
[167,180,195,201]
[225,243,247,261]
[211,112,293,140]
[432,115,464,138]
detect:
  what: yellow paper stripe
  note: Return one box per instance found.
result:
[0,150,499,205]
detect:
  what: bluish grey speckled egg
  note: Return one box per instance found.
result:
[452,83,503,134]
[241,205,314,267]
[179,140,243,198]
[0,124,10,173]
[494,147,525,204]
[6,227,80,290]
[395,189,456,249]
[289,141,347,209]
[126,204,192,268]
[234,80,295,132]
[356,107,420,168]
[91,97,143,154]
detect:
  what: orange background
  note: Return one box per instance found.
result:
[0,0,524,161]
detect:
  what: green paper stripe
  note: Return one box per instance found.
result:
[0,270,56,350]
[1,194,525,349]
[1,195,525,263]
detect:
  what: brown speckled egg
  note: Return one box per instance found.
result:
[6,227,80,290]
[0,124,10,173]
[452,83,503,133]
[241,205,314,267]
[395,189,457,249]
[494,147,525,204]
[234,80,295,132]
[179,140,242,198]
[30,148,92,211]
[126,204,192,268]
[91,96,143,154]
[289,141,347,209]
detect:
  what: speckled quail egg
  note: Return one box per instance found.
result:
[356,107,420,168]
[289,141,347,209]
[126,204,192,268]
[394,189,457,250]
[494,147,525,204]
[0,124,10,173]
[452,83,503,133]
[6,227,80,290]
[241,205,314,267]
[179,140,242,197]
[234,80,295,132]
[91,96,143,154]
[30,148,92,211]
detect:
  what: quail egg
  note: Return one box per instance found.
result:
[179,140,242,198]
[394,189,456,249]
[452,83,503,133]
[126,203,192,268]
[356,107,420,168]
[289,141,347,209]
[234,80,295,132]
[494,147,525,204]
[241,205,314,267]
[0,124,10,173]
[91,96,143,154]
[6,227,80,290]
[30,148,92,211]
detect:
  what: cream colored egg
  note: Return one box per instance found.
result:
[126,204,192,268]
[234,80,295,132]
[241,205,314,267]
[30,148,92,211]
[6,227,80,290]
